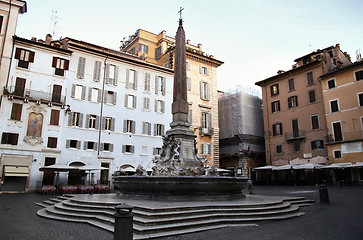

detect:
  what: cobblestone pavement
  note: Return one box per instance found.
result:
[1,185,362,240]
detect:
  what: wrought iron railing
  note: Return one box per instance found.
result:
[4,86,66,105]
[326,131,363,144]
[284,130,305,141]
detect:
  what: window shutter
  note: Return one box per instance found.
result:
[162,77,166,95]
[112,92,117,105]
[201,112,206,128]
[64,60,69,70]
[93,61,101,82]
[101,117,106,130]
[76,140,81,149]
[15,48,21,60]
[68,113,73,126]
[200,82,204,99]
[144,73,150,92]
[84,141,88,150]
[124,94,128,107]
[155,76,159,94]
[71,84,75,98]
[81,86,86,100]
[161,124,165,135]
[85,114,90,128]
[133,96,137,108]
[100,143,104,151]
[142,122,145,134]
[29,51,35,63]
[133,71,137,90]
[109,144,114,152]
[188,108,193,124]
[154,124,157,136]
[123,120,127,133]
[208,144,212,154]
[153,147,157,155]
[161,101,165,113]
[114,66,118,86]
[96,116,100,130]
[66,139,70,148]
[199,66,203,74]
[206,83,210,100]
[52,57,57,68]
[126,69,130,89]
[122,145,126,153]
[131,145,135,154]
[105,64,110,84]
[97,89,101,103]
[88,87,92,101]
[187,77,191,91]
[111,118,115,131]
[148,122,151,135]
[208,112,212,129]
[77,57,85,79]
[154,100,157,112]
[206,67,209,76]
[78,113,84,127]
[93,142,98,151]
[132,121,136,134]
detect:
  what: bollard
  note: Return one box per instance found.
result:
[114,203,134,240]
[318,184,330,203]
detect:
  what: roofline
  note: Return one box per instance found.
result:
[13,35,73,54]
[255,60,321,86]
[294,45,335,62]
[319,61,363,79]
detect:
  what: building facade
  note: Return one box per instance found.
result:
[256,45,351,166]
[319,60,363,181]
[0,35,173,191]
[218,87,265,178]
[120,29,223,167]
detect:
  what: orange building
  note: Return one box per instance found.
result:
[120,29,223,166]
[256,45,351,166]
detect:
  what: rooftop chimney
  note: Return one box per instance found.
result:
[45,34,52,45]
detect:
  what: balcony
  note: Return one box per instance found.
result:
[4,86,66,105]
[199,127,213,137]
[284,130,305,141]
[326,131,363,144]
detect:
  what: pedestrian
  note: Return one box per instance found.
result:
[247,179,253,194]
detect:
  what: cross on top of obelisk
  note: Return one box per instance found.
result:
[178,7,184,24]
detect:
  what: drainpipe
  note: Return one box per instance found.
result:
[98,56,108,155]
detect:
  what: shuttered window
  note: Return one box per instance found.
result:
[311,115,320,130]
[123,120,136,134]
[15,48,35,69]
[126,69,137,89]
[307,72,314,86]
[50,109,60,126]
[308,90,316,103]
[52,57,69,76]
[47,137,58,148]
[142,122,151,135]
[93,61,102,82]
[144,73,151,92]
[76,57,86,79]
[200,81,210,100]
[10,103,22,121]
[155,76,166,95]
[142,97,150,111]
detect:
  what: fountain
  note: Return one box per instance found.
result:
[113,13,248,201]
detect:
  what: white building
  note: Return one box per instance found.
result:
[0,35,173,191]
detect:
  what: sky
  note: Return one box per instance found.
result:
[16,0,363,94]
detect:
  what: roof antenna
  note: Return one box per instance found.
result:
[49,10,58,38]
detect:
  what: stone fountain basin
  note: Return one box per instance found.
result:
[113,175,249,201]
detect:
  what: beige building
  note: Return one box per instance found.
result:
[120,29,223,166]
[0,0,27,90]
[320,61,363,165]
[256,45,351,166]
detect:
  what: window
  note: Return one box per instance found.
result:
[188,108,193,124]
[154,123,165,136]
[66,139,81,149]
[200,81,210,100]
[122,144,134,154]
[271,101,280,113]
[76,57,86,79]
[124,119,135,134]
[308,90,316,103]
[103,117,114,131]
[14,77,26,97]
[200,66,209,75]
[201,112,212,133]
[155,76,166,95]
[52,57,69,76]
[201,143,211,155]
[333,150,342,159]
[355,70,363,81]
[276,145,283,154]
[327,79,336,89]
[187,77,191,91]
[155,100,165,113]
[288,96,298,108]
[330,99,339,113]
[358,93,363,107]
[292,119,299,137]
[332,121,343,141]
[10,103,22,121]
[1,132,19,145]
[72,84,85,100]
[15,48,35,69]
[50,109,60,126]
[144,73,151,92]
[142,122,151,135]
[89,88,100,103]
[153,147,162,155]
[142,97,150,111]
[47,137,58,148]
[106,64,117,85]
[125,94,136,109]
[101,142,113,152]
[293,142,301,152]
[69,112,83,127]
[0,16,3,33]
[270,84,279,96]
[272,123,283,136]
[84,141,97,151]
[52,84,62,103]
[311,140,324,150]
[186,61,190,71]
[288,78,295,91]
[139,43,149,54]
[311,115,320,130]
[93,61,101,82]
[155,46,161,60]
[307,72,314,85]
[105,90,116,105]
[126,69,137,90]
[86,114,98,129]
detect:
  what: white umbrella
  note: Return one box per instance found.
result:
[290,157,308,165]
[39,163,78,172]
[322,163,352,169]
[79,165,108,171]
[254,165,275,170]
[293,163,325,170]
[273,164,293,171]
[309,156,328,164]
[347,162,363,168]
[216,168,233,172]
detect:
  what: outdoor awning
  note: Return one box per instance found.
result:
[216,168,233,173]
[347,162,363,168]
[254,165,275,170]
[4,166,29,177]
[322,163,352,169]
[273,164,293,171]
[79,165,108,171]
[293,163,325,170]
[39,164,79,172]
[309,156,328,164]
[290,157,308,165]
